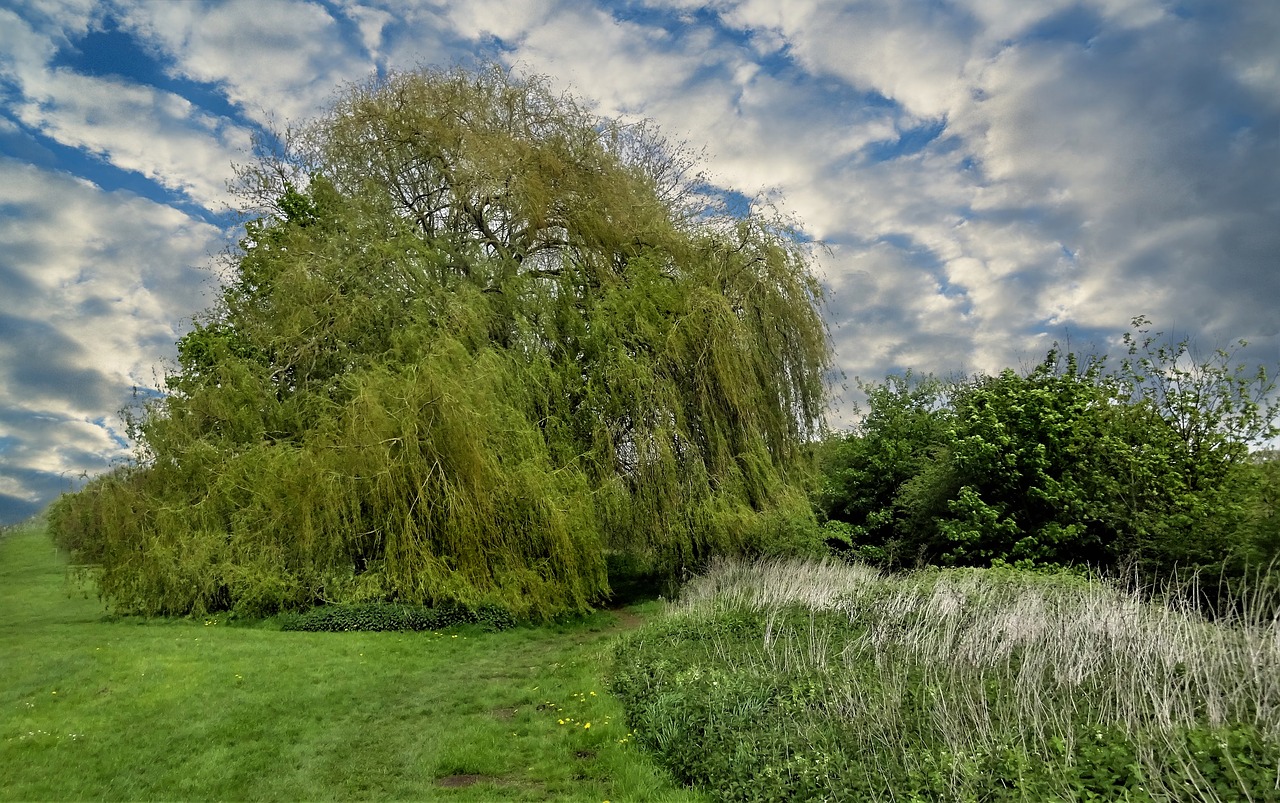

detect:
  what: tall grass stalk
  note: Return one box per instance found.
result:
[666,558,1280,800]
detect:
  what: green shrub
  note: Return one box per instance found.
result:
[279,601,515,632]
[819,322,1279,593]
[815,372,952,567]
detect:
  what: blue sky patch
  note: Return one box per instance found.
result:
[866,118,948,162]
[51,17,244,123]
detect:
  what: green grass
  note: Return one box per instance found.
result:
[0,521,706,802]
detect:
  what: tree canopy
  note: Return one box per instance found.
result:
[50,65,832,619]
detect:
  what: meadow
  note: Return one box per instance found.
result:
[9,514,1280,802]
[0,521,705,802]
[611,558,1280,801]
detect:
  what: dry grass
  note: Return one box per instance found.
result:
[670,557,1280,800]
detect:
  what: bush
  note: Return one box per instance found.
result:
[815,372,951,567]
[819,323,1279,589]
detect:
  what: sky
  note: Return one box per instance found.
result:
[1,0,1278,524]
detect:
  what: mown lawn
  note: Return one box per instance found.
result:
[0,521,706,802]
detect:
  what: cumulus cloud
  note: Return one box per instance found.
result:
[414,0,1280,407]
[662,0,1280,385]
[446,0,559,44]
[0,159,220,387]
[332,1,397,71]
[956,12,1280,347]
[0,158,224,520]
[13,69,253,208]
[505,4,909,241]
[2,0,1278,521]
[0,6,254,209]
[112,0,372,124]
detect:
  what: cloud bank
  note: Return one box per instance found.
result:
[1,0,1277,523]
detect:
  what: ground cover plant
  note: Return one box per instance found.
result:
[612,557,1280,801]
[0,521,705,802]
[277,600,517,632]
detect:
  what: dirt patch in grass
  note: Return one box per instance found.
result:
[434,774,499,788]
[607,609,646,630]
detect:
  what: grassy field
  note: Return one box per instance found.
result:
[0,521,706,802]
[17,514,1279,803]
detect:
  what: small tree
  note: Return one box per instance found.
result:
[1114,316,1279,578]
[1120,315,1279,487]
[49,65,831,618]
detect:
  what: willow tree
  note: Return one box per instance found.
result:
[49,65,831,619]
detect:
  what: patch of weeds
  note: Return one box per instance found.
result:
[537,689,618,734]
[612,558,1280,802]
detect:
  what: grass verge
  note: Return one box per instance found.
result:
[0,521,705,802]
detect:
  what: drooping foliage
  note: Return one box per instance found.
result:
[818,325,1279,583]
[49,65,831,619]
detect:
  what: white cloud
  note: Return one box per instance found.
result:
[363,2,464,73]
[513,5,704,115]
[797,5,974,120]
[0,6,255,208]
[823,242,979,383]
[508,5,915,242]
[114,0,372,124]
[14,68,252,207]
[333,1,396,69]
[445,0,558,43]
[0,9,59,80]
[5,0,102,43]
[0,158,224,450]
